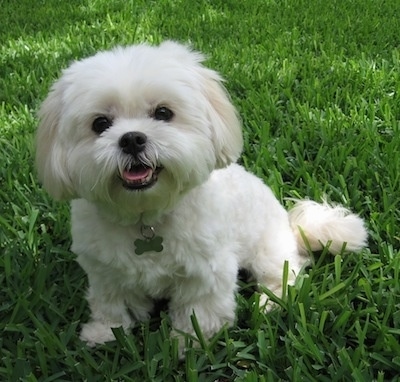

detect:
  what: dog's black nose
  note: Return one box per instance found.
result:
[119,132,147,155]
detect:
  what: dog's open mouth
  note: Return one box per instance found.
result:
[120,164,162,190]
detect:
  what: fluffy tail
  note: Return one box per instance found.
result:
[288,199,368,256]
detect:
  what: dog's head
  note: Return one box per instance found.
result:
[36,41,242,222]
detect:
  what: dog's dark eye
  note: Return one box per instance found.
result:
[153,106,174,122]
[92,116,112,134]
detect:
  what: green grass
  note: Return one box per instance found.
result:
[1,0,400,380]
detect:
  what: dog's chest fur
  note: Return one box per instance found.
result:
[69,164,287,299]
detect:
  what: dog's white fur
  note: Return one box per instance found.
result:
[36,41,367,346]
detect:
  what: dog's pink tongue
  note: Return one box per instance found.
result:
[123,167,151,181]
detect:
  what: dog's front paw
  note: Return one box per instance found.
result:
[80,321,122,347]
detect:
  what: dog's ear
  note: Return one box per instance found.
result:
[36,78,76,200]
[158,41,243,168]
[199,68,243,168]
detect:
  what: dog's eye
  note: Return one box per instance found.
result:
[153,106,174,122]
[92,116,112,134]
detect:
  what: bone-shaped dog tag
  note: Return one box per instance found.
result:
[134,225,164,255]
[134,236,164,255]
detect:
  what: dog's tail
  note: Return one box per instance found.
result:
[288,199,368,256]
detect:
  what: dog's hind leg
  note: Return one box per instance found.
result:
[248,224,305,310]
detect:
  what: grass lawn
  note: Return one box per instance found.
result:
[1,0,400,380]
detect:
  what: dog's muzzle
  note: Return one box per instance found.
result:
[118,131,162,190]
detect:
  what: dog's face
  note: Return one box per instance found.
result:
[36,41,242,222]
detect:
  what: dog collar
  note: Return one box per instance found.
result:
[134,224,164,255]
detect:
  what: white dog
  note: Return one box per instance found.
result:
[36,41,367,347]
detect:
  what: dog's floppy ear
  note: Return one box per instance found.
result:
[199,68,243,168]
[36,78,76,200]
[157,41,243,168]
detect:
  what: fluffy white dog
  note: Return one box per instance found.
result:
[36,41,367,347]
